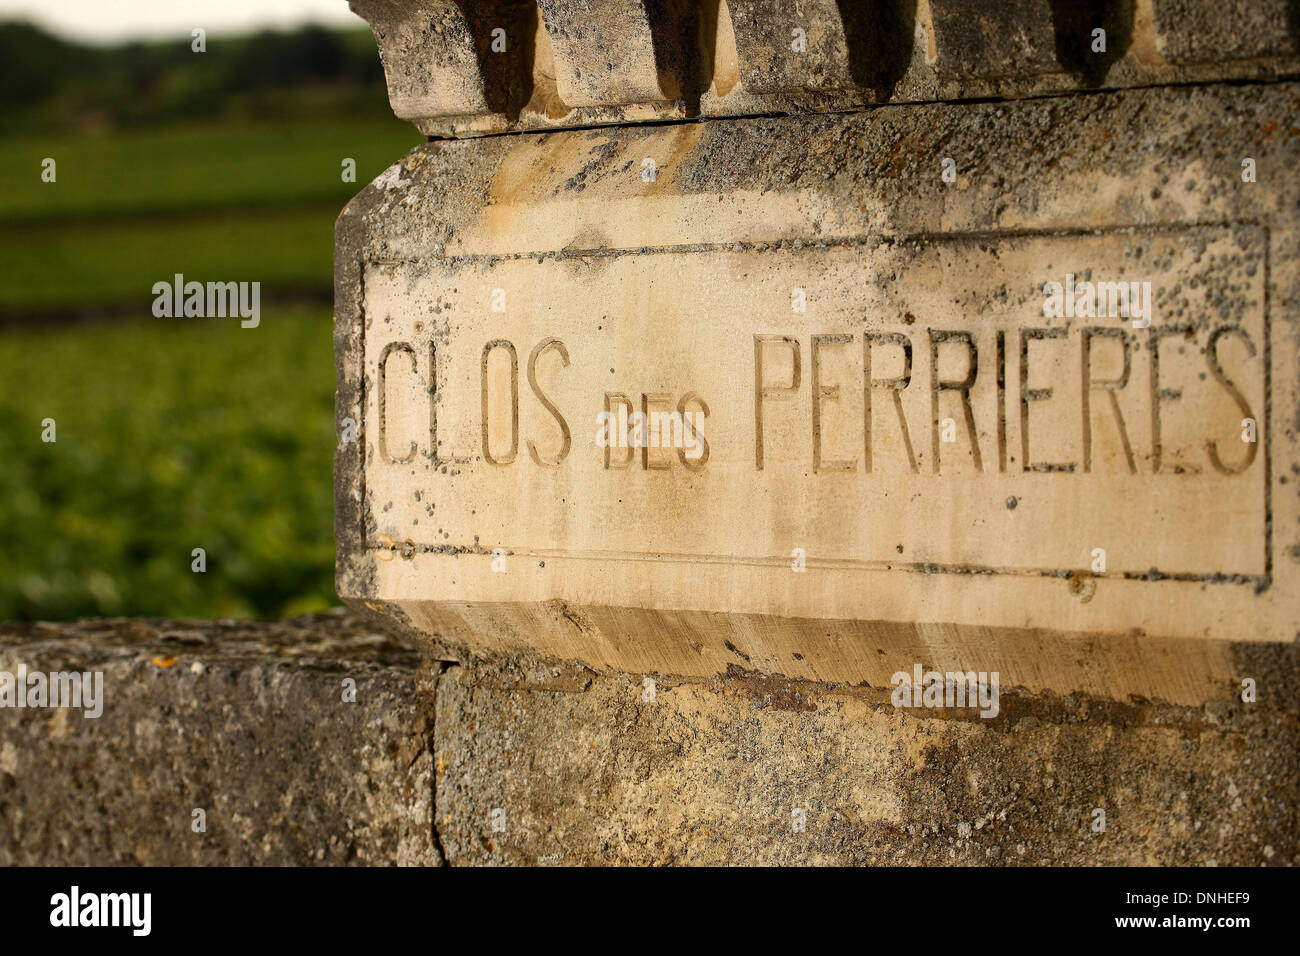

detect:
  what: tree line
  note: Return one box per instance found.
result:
[0,21,390,130]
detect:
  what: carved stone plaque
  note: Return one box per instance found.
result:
[336,86,1298,700]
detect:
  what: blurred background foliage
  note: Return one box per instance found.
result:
[0,21,422,619]
[0,21,387,130]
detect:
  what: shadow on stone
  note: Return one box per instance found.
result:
[1049,0,1133,88]
[456,0,538,121]
[837,0,917,101]
[647,0,708,114]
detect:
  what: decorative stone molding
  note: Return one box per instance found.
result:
[351,0,1300,137]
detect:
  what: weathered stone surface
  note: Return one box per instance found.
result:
[536,0,677,106]
[1152,0,1298,65]
[348,0,1300,137]
[930,0,1059,79]
[336,81,1300,700]
[0,614,440,866]
[434,654,1300,865]
[352,0,505,133]
[4,613,1295,865]
[726,0,859,92]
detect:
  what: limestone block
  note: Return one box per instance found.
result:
[929,0,1060,79]
[0,614,439,866]
[351,0,496,123]
[335,82,1300,703]
[536,0,678,106]
[433,654,1300,865]
[725,0,858,92]
[1152,0,1298,65]
[4,613,1294,864]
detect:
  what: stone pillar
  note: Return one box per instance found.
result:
[331,0,1300,863]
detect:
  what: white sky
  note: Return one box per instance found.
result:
[0,1,366,44]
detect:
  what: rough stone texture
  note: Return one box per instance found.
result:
[726,0,859,92]
[349,0,1300,137]
[2,612,1293,865]
[1153,0,1298,65]
[353,0,503,131]
[0,613,440,866]
[434,656,1300,865]
[536,0,674,106]
[930,0,1060,79]
[321,8,1300,860]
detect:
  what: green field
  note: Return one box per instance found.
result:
[0,206,336,310]
[0,64,420,618]
[0,119,420,313]
[0,308,338,619]
[0,119,419,223]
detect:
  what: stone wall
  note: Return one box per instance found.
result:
[2,610,1295,865]
[0,614,439,865]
